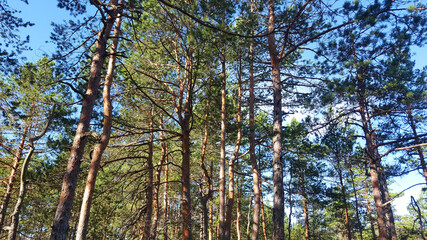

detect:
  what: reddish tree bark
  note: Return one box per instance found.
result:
[249,29,261,240]
[75,11,122,240]
[224,58,243,240]
[50,1,119,239]
[0,126,28,232]
[219,52,227,240]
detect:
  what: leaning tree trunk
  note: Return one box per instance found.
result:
[75,11,121,240]
[50,2,119,239]
[0,126,29,232]
[8,105,55,240]
[267,0,285,239]
[7,147,33,240]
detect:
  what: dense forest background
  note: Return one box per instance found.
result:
[0,0,426,239]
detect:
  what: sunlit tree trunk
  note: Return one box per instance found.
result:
[163,154,169,240]
[219,51,227,240]
[50,1,119,239]
[181,50,194,240]
[246,196,253,240]
[299,175,310,240]
[259,180,267,240]
[7,146,33,240]
[8,105,55,240]
[225,57,243,240]
[249,29,260,240]
[0,126,28,232]
[75,11,121,240]
[236,159,242,240]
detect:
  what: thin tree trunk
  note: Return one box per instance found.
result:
[7,147,33,240]
[75,11,121,240]
[246,196,253,240]
[200,77,213,240]
[181,77,193,240]
[8,105,55,240]
[225,57,243,240]
[236,159,242,240]
[219,52,227,240]
[288,166,293,240]
[0,126,29,231]
[267,0,285,239]
[50,2,118,239]
[299,175,310,240]
[247,9,260,239]
[163,154,169,240]
[349,160,363,240]
[152,122,167,240]
[336,156,351,240]
[364,180,377,240]
[141,110,154,240]
[209,201,213,240]
[259,180,267,240]
[407,107,427,183]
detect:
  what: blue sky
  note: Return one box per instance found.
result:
[9,0,427,216]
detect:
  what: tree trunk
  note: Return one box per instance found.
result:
[357,73,387,240]
[379,169,397,240]
[249,30,261,240]
[0,126,28,232]
[209,201,213,240]
[336,156,351,240]
[236,159,242,240]
[219,52,227,240]
[141,110,154,240]
[9,105,55,240]
[349,161,363,240]
[300,175,310,240]
[259,180,267,240]
[152,122,167,240]
[50,2,118,239]
[246,196,253,240]
[267,0,285,239]
[225,57,243,240]
[7,146,33,240]
[200,77,213,240]
[163,154,169,240]
[364,180,377,240]
[181,95,193,240]
[407,107,427,183]
[75,10,121,240]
